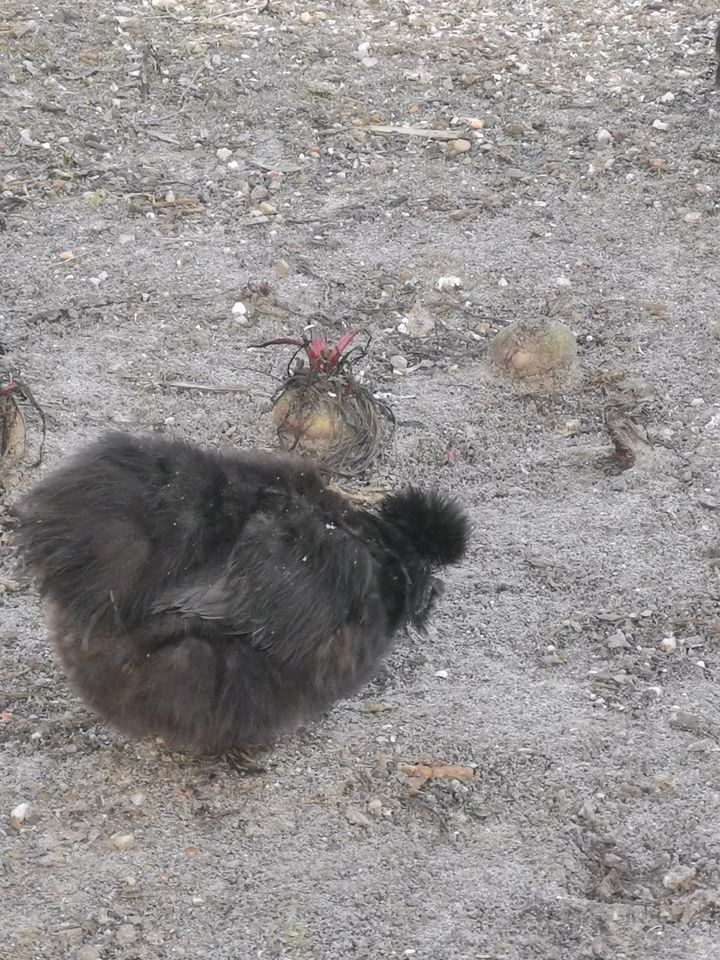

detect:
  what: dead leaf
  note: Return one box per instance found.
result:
[597,868,622,900]
[162,381,249,395]
[402,764,475,791]
[608,418,652,470]
[660,888,718,923]
[642,302,670,320]
[679,889,718,922]
[326,485,391,505]
[0,395,26,478]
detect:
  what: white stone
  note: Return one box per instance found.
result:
[436,275,463,291]
[660,636,676,654]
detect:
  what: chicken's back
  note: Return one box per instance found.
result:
[14,432,325,632]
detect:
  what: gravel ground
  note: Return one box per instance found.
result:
[2,2,720,958]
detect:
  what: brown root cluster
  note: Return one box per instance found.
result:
[0,370,46,482]
[272,370,393,478]
[0,390,26,480]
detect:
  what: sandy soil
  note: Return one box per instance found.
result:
[2,1,720,958]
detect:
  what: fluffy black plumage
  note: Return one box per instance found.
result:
[379,487,468,566]
[14,432,469,754]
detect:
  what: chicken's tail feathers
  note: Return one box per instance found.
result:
[378,488,469,566]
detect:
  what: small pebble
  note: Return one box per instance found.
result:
[250,185,268,202]
[9,802,31,829]
[652,119,668,131]
[596,128,613,145]
[434,669,449,679]
[345,806,372,828]
[607,631,628,651]
[448,138,471,154]
[660,636,677,654]
[498,276,509,288]
[390,354,408,375]
[227,160,240,172]
[436,275,463,291]
[231,301,247,318]
[216,147,233,162]
[110,832,135,851]
[660,91,675,103]
[367,798,383,817]
[274,259,289,279]
[258,201,276,215]
[299,11,313,24]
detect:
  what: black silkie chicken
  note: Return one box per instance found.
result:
[15,433,468,756]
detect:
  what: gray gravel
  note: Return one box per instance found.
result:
[1,2,720,958]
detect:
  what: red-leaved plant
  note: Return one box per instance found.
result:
[253,328,392,477]
[255,330,361,377]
